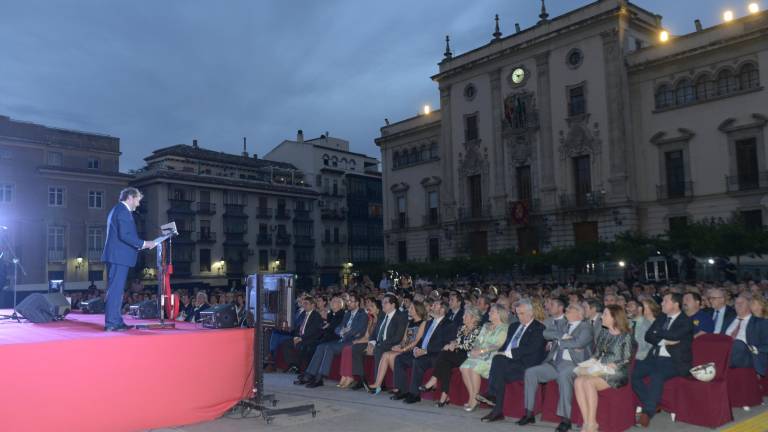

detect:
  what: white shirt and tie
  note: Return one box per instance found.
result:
[725,314,751,344]
[712,307,727,333]
[658,313,680,358]
[504,322,529,359]
[420,316,444,350]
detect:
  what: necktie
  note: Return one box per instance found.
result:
[713,310,720,332]
[345,311,356,330]
[509,324,525,349]
[377,314,390,342]
[730,318,743,339]
[421,320,437,350]
[300,311,310,336]
[663,317,672,331]
[553,323,575,363]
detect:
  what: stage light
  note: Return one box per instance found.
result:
[659,30,670,42]
[618,260,626,268]
[423,104,431,115]
[749,2,760,13]
[724,10,734,21]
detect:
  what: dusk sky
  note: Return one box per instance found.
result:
[0,0,739,170]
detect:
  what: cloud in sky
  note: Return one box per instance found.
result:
[0,0,731,170]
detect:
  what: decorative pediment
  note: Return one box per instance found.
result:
[390,182,410,193]
[420,176,442,187]
[718,113,768,133]
[649,128,695,146]
[558,116,601,160]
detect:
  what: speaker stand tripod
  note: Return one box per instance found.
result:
[230,273,316,424]
[0,228,26,322]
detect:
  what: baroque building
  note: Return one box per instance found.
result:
[377,0,767,264]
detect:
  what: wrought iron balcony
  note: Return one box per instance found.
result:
[422,212,441,227]
[294,235,315,246]
[195,231,217,243]
[275,208,292,220]
[47,249,65,262]
[275,234,292,245]
[458,205,493,221]
[321,235,347,245]
[196,202,217,214]
[558,191,606,210]
[224,224,248,235]
[726,172,768,193]
[390,215,409,230]
[294,209,313,220]
[223,204,248,218]
[656,182,694,200]
[87,249,103,262]
[321,208,346,220]
[256,233,273,245]
[255,207,273,219]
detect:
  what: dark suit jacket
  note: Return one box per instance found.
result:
[322,310,345,342]
[498,320,547,368]
[370,310,409,351]
[101,203,144,266]
[416,316,458,355]
[746,316,768,376]
[704,306,737,335]
[645,313,694,375]
[447,307,464,324]
[295,309,324,347]
[336,308,369,343]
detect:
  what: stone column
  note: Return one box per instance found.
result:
[535,51,557,209]
[439,85,455,220]
[490,68,506,214]
[601,27,630,201]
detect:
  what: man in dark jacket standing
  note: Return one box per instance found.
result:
[101,188,155,331]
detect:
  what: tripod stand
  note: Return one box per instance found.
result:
[0,228,27,322]
[231,273,316,424]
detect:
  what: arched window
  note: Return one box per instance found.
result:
[340,158,348,170]
[410,148,418,164]
[331,156,338,167]
[695,74,715,100]
[429,142,439,159]
[393,151,400,168]
[739,63,760,90]
[349,159,356,170]
[675,79,695,105]
[717,69,739,95]
[323,154,329,166]
[655,84,673,109]
[420,145,428,161]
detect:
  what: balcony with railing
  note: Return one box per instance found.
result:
[294,209,312,221]
[558,191,606,211]
[256,233,273,245]
[194,231,217,243]
[390,215,409,231]
[175,226,196,243]
[294,235,315,247]
[47,249,65,262]
[656,181,694,200]
[322,235,347,245]
[320,186,345,197]
[275,233,292,245]
[458,205,493,221]
[196,202,217,214]
[275,208,292,220]
[422,212,441,227]
[255,207,273,219]
[224,224,248,235]
[321,208,346,220]
[726,172,768,193]
[223,203,248,218]
[87,249,103,262]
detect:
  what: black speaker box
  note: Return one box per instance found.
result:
[200,303,237,329]
[80,297,105,314]
[17,293,71,323]
[128,299,158,319]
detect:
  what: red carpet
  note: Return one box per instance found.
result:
[0,311,253,432]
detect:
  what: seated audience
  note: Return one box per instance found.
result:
[460,304,510,411]
[361,294,409,391]
[635,298,660,360]
[728,293,768,376]
[683,291,714,336]
[705,287,736,334]
[337,298,381,388]
[573,305,634,432]
[280,296,324,373]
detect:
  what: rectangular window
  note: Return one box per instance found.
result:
[333,227,340,242]
[568,85,586,116]
[199,249,211,272]
[664,150,686,198]
[0,184,13,203]
[741,210,763,230]
[427,191,439,224]
[396,196,406,228]
[464,114,479,142]
[397,241,408,263]
[573,156,591,206]
[469,174,482,217]
[87,227,104,252]
[48,151,63,166]
[88,270,103,282]
[259,250,268,271]
[88,190,104,209]
[48,187,65,207]
[47,225,65,256]
[516,165,532,202]
[277,250,287,271]
[736,138,759,190]
[87,158,100,169]
[428,238,440,261]
[324,228,331,242]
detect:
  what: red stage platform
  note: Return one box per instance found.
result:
[0,311,253,432]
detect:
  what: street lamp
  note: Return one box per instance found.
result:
[618,260,626,268]
[749,3,760,14]
[723,10,735,22]
[422,104,431,115]
[659,30,670,43]
[75,256,84,271]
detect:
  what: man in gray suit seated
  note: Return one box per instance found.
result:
[522,302,593,432]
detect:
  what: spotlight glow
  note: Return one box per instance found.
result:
[749,3,760,14]
[423,104,431,115]
[659,30,670,42]
[724,10,735,22]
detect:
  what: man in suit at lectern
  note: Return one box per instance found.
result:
[101,188,156,331]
